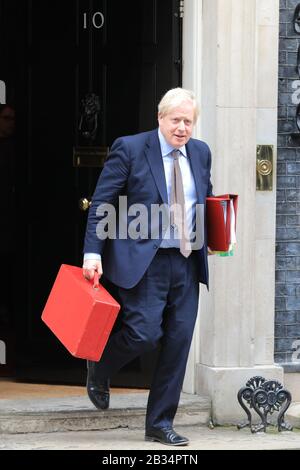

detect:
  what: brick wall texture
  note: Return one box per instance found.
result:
[276,0,300,368]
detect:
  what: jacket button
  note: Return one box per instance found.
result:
[153,244,158,249]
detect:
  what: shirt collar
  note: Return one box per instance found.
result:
[158,128,187,158]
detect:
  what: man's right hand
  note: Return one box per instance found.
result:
[82,259,103,281]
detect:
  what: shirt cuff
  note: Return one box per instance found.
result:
[83,253,101,261]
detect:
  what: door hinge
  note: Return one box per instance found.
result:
[179,0,184,19]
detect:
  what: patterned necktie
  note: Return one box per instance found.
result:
[170,150,192,258]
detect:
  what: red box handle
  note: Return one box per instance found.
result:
[93,272,100,290]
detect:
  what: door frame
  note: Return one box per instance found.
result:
[182,0,203,394]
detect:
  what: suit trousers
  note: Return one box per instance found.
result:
[93,248,200,430]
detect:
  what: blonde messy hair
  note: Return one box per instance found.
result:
[158,88,199,123]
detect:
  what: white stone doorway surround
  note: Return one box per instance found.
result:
[182,0,283,424]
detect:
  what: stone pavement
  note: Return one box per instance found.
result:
[0,425,300,450]
[0,388,300,451]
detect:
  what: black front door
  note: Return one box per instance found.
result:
[0,0,182,386]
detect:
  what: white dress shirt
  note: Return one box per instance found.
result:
[158,129,197,248]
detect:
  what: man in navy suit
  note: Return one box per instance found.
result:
[83,88,213,446]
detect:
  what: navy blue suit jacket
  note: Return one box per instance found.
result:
[84,129,213,289]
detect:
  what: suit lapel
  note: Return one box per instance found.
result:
[144,130,168,204]
[186,138,202,202]
[144,132,205,204]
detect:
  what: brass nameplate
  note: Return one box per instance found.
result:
[73,146,109,168]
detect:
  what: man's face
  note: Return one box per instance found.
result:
[158,100,195,148]
[0,107,15,138]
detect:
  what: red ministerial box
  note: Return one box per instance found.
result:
[41,264,120,361]
[206,194,238,251]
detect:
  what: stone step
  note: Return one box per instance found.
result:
[0,392,211,434]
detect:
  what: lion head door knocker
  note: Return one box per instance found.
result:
[79,93,101,143]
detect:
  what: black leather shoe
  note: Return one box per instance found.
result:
[86,360,110,410]
[145,427,189,446]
